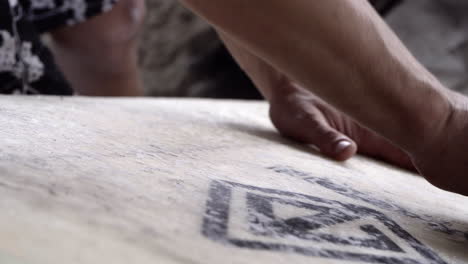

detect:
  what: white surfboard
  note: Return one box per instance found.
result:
[0,96,466,264]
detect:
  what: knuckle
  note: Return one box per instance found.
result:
[317,129,340,141]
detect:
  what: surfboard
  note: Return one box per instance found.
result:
[0,96,466,264]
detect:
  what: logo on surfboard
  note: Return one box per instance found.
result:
[202,180,446,264]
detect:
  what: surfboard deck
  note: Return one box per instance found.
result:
[0,96,466,264]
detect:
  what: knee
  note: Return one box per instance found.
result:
[103,0,146,46]
[51,0,146,77]
[51,0,146,52]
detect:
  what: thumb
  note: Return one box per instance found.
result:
[298,119,358,161]
[269,102,357,161]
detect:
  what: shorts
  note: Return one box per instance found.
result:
[0,0,117,95]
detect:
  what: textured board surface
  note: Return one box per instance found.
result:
[0,96,467,264]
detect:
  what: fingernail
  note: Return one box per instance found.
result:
[334,140,352,154]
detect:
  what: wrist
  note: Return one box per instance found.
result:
[401,83,454,155]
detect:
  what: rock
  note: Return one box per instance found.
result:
[138,0,260,99]
[386,0,468,95]
[139,0,468,97]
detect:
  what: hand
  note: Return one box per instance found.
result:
[269,81,414,170]
[218,32,467,195]
[217,33,413,170]
[409,93,468,195]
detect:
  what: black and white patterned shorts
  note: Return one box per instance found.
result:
[0,0,117,95]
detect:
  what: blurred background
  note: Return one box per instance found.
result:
[138,0,468,99]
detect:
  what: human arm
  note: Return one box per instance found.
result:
[180,0,450,152]
[180,0,468,195]
[219,32,413,169]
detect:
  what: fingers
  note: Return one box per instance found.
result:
[271,105,358,161]
[299,119,358,161]
[375,144,414,171]
[357,131,416,171]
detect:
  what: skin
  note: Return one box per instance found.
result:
[179,0,468,195]
[220,33,414,170]
[44,0,468,195]
[45,0,411,169]
[49,0,146,96]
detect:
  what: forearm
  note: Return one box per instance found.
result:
[218,32,293,101]
[181,0,452,153]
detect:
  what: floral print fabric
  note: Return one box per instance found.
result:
[0,0,116,94]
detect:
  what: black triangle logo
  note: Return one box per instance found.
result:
[246,193,404,252]
[203,180,448,264]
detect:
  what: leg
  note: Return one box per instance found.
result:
[49,0,146,96]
